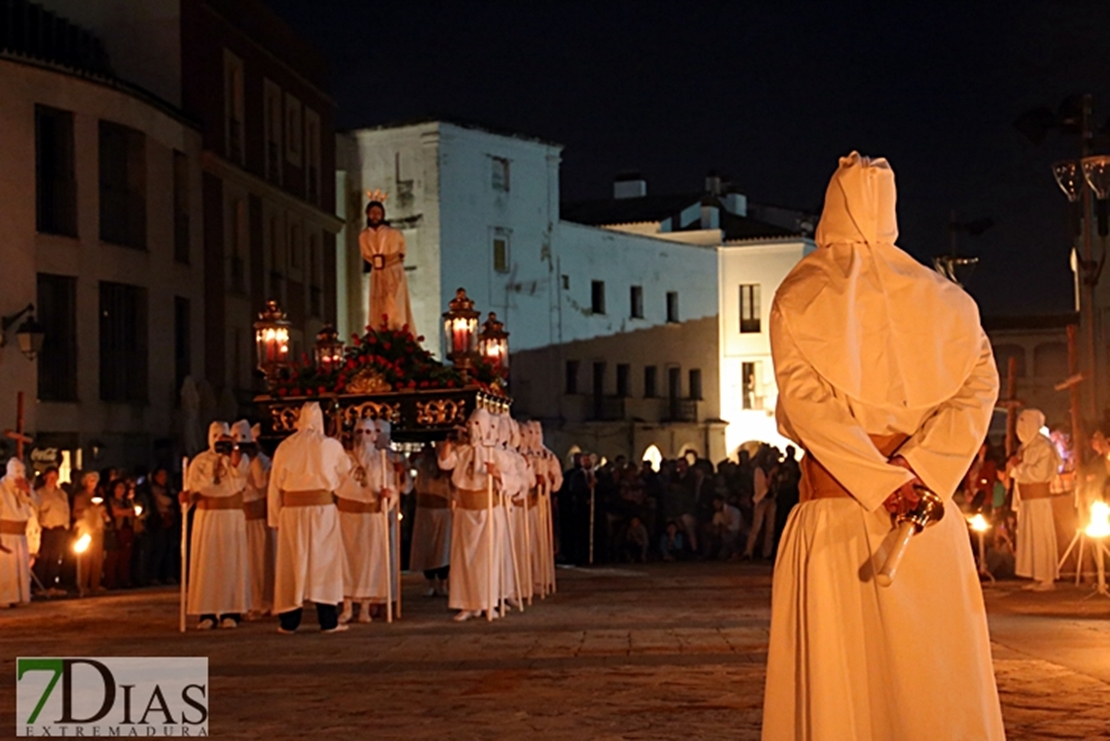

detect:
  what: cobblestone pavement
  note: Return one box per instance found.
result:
[1,564,1109,739]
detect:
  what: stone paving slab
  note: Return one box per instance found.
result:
[0,564,1108,738]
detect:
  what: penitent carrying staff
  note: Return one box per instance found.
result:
[761,152,1005,741]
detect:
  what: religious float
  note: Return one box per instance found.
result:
[253,288,511,444]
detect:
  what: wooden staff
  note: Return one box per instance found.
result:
[523,481,533,606]
[485,447,495,622]
[179,455,189,633]
[502,491,524,614]
[546,468,557,594]
[393,454,402,620]
[380,448,392,624]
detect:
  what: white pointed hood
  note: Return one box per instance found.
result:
[774,152,983,409]
[208,421,230,451]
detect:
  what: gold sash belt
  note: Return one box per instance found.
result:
[417,492,449,509]
[336,497,382,514]
[0,519,27,535]
[197,493,244,510]
[243,498,267,520]
[1019,481,1053,500]
[456,488,500,510]
[800,434,910,503]
[282,490,335,507]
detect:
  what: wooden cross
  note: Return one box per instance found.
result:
[996,356,1022,458]
[3,391,33,460]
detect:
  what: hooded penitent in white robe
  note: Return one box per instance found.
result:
[409,444,452,573]
[335,418,395,601]
[762,152,1005,741]
[186,422,251,616]
[232,420,275,614]
[268,403,351,614]
[439,408,503,614]
[360,222,415,333]
[0,459,34,606]
[1012,409,1061,585]
[500,418,533,602]
[527,422,561,592]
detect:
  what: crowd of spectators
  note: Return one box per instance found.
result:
[28,466,182,597]
[556,445,801,566]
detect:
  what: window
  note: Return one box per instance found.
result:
[643,366,658,398]
[630,285,644,319]
[493,232,510,273]
[305,109,320,203]
[227,199,247,294]
[285,94,302,165]
[742,362,758,410]
[688,369,703,400]
[668,367,681,400]
[591,280,606,315]
[230,326,243,390]
[491,156,510,192]
[264,79,283,184]
[99,121,146,249]
[309,234,322,318]
[99,282,148,403]
[35,105,76,236]
[269,214,285,299]
[592,361,606,397]
[174,296,190,395]
[616,363,631,397]
[666,291,679,323]
[224,51,244,164]
[561,275,570,290]
[173,151,189,263]
[565,360,580,395]
[740,284,761,333]
[37,274,78,401]
[290,222,303,269]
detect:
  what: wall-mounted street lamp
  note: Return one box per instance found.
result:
[1,303,46,361]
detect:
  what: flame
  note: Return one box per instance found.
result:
[1086,501,1110,538]
[90,496,103,505]
[133,504,143,517]
[968,513,991,533]
[73,533,91,554]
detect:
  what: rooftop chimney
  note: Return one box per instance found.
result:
[614,172,647,199]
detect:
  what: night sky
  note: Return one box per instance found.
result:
[267,0,1110,316]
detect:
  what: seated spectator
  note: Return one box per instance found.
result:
[621,515,650,563]
[659,520,686,562]
[711,495,743,560]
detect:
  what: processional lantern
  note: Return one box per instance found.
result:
[478,311,510,377]
[1082,155,1110,200]
[314,324,344,373]
[1053,160,1083,202]
[254,300,291,380]
[442,287,479,379]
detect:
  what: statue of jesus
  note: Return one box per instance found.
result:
[359,197,415,334]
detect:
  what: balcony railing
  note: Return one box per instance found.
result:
[666,398,698,422]
[590,395,626,422]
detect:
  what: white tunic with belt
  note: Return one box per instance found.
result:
[268,404,351,613]
[186,451,251,616]
[762,152,1005,741]
[1012,412,1061,583]
[243,453,274,613]
[0,476,34,605]
[409,465,452,573]
[335,447,395,601]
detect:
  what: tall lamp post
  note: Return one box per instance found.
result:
[1017,94,1108,427]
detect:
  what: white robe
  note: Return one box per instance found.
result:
[440,434,501,613]
[244,453,275,613]
[1012,432,1060,583]
[0,479,33,606]
[763,309,1005,741]
[186,451,251,616]
[268,406,351,613]
[359,225,414,332]
[336,448,395,600]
